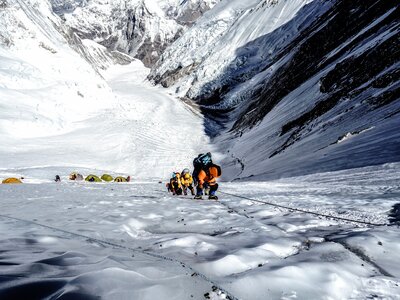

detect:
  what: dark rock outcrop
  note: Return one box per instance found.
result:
[231,0,399,132]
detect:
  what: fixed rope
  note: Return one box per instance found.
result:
[0,214,239,300]
[158,187,388,226]
[219,191,388,227]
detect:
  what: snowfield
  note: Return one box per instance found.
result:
[1,1,400,299]
[1,58,399,299]
[0,164,399,299]
[1,39,400,300]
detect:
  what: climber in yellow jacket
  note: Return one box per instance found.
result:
[167,172,183,195]
[180,168,195,196]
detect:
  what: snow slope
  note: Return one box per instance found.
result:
[0,1,399,299]
[149,0,313,96]
[150,0,400,180]
[0,0,113,148]
[100,63,213,179]
[0,164,399,299]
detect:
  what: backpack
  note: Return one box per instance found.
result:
[209,164,222,178]
[192,153,213,183]
[193,153,212,169]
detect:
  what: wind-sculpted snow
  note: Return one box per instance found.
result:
[0,164,399,299]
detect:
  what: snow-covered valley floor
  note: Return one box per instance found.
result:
[0,60,212,179]
[0,163,399,300]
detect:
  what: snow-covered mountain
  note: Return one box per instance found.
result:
[51,0,220,66]
[0,0,211,177]
[0,0,113,138]
[1,1,400,300]
[1,0,398,180]
[149,0,400,180]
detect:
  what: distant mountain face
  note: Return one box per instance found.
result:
[0,0,116,140]
[50,0,219,66]
[149,0,400,180]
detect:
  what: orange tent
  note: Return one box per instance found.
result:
[2,178,22,184]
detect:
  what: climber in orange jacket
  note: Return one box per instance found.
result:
[194,163,221,200]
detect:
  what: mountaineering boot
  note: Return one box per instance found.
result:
[195,186,203,200]
[189,186,195,196]
[208,195,218,200]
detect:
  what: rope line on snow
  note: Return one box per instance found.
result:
[161,188,384,228]
[219,191,388,227]
[216,199,252,219]
[158,188,387,227]
[0,214,239,300]
[154,188,252,219]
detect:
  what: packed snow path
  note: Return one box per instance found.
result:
[102,63,212,179]
[0,164,399,300]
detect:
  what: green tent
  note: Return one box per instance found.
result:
[85,174,102,182]
[101,174,114,182]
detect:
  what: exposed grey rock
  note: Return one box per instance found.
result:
[50,0,87,14]
[0,0,8,9]
[153,61,199,88]
[51,0,219,67]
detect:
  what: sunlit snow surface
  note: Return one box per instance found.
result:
[0,59,212,179]
[1,42,399,300]
[1,1,399,299]
[0,163,399,300]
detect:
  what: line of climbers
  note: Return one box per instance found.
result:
[167,152,221,200]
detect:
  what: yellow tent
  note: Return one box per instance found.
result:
[2,178,22,184]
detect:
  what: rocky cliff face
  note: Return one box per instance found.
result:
[50,0,219,67]
[150,0,400,180]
